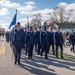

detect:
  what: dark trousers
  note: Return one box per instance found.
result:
[14,45,21,63]
[27,44,34,58]
[71,43,74,52]
[25,45,27,54]
[37,43,41,55]
[48,43,55,55]
[34,40,37,51]
[41,44,48,58]
[56,44,63,58]
[34,43,37,51]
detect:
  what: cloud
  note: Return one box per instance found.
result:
[20,11,31,15]
[0,0,36,15]
[18,1,36,14]
[18,5,35,12]
[58,2,67,8]
[0,8,9,16]
[19,8,54,16]
[18,18,32,24]
[0,23,9,30]
[0,20,4,22]
[32,8,54,15]
[1,1,75,29]
[65,3,75,10]
[58,2,75,11]
[19,8,54,26]
[25,1,35,5]
[0,0,35,12]
[0,0,20,8]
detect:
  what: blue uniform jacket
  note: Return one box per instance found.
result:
[26,31,34,46]
[48,32,54,44]
[55,32,64,45]
[9,30,14,46]
[24,30,27,45]
[14,28,24,48]
[36,30,42,44]
[40,30,49,45]
[70,34,75,44]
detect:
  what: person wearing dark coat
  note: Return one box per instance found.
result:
[13,22,24,64]
[48,27,55,55]
[40,25,49,59]
[26,26,34,59]
[70,30,75,53]
[35,26,42,55]
[55,26,64,58]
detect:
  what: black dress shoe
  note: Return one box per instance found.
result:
[14,61,17,64]
[60,55,64,59]
[18,62,20,64]
[28,57,30,59]
[45,57,48,59]
[31,56,32,59]
[40,53,42,57]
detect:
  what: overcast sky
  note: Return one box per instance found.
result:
[0,0,75,30]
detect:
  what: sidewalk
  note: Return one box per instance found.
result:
[0,42,75,75]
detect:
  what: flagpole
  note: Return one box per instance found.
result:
[16,9,17,13]
[16,9,17,24]
[27,16,29,26]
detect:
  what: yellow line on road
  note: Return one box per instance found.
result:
[1,47,5,55]
[0,41,5,55]
[0,48,2,55]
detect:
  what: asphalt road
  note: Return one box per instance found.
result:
[0,39,75,75]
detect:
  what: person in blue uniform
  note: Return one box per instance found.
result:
[23,27,27,53]
[24,25,30,54]
[5,31,9,42]
[21,27,24,49]
[13,22,24,64]
[55,26,64,58]
[26,26,34,59]
[70,30,75,53]
[40,25,49,59]
[34,28,37,52]
[9,28,14,49]
[35,26,42,55]
[48,27,55,55]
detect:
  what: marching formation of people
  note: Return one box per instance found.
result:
[5,22,75,65]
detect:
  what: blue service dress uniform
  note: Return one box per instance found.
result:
[26,30,34,59]
[40,30,49,59]
[36,30,42,55]
[34,31,37,51]
[5,32,9,42]
[48,32,55,55]
[70,33,75,52]
[9,30,13,47]
[24,30,30,54]
[55,32,64,58]
[21,28,24,49]
[9,29,14,49]
[13,28,24,64]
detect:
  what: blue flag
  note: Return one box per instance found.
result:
[8,10,17,29]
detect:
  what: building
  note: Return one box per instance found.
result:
[0,28,5,34]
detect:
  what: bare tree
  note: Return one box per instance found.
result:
[55,6,74,23]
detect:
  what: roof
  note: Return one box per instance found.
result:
[56,23,75,29]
